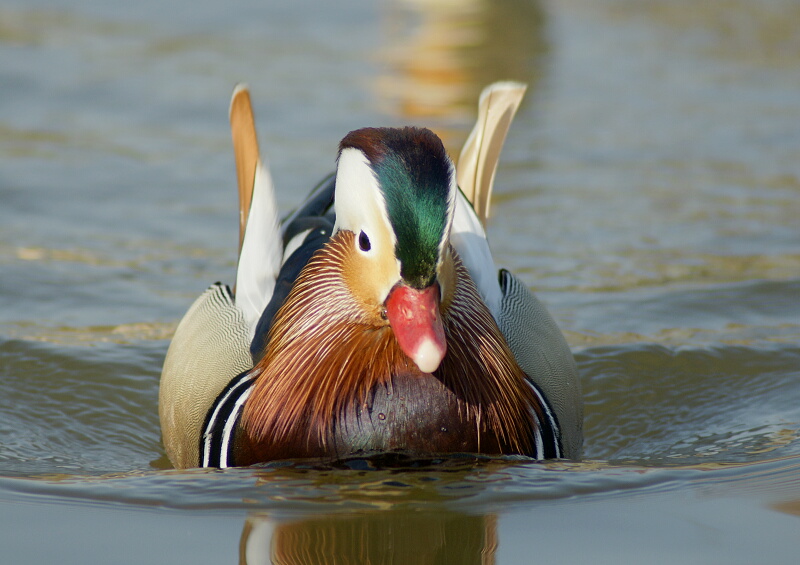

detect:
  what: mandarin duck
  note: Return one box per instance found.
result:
[159,82,583,469]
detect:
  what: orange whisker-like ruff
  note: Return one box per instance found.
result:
[240,232,546,461]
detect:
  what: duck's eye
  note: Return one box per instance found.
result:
[358,230,371,252]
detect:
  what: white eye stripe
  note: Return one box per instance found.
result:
[333,149,393,244]
[333,148,400,303]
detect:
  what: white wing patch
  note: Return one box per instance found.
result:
[450,189,502,318]
[236,161,282,339]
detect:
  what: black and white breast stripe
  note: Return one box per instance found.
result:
[527,380,563,460]
[200,369,259,468]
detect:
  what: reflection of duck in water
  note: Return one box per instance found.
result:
[240,509,498,565]
[159,83,582,469]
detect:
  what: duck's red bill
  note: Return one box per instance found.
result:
[385,283,447,374]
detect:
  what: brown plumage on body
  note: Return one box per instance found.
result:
[236,230,544,465]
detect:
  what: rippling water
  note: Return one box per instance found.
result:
[2,0,800,563]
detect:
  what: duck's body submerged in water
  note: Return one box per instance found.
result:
[160,83,582,469]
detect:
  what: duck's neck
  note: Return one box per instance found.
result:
[237,233,554,463]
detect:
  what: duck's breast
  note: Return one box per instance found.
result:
[331,371,510,457]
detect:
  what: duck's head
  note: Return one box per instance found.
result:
[333,127,457,374]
